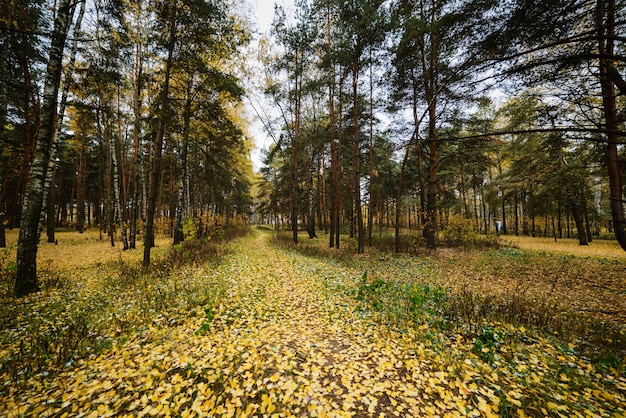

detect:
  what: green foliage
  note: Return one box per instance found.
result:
[274,229,625,374]
[356,271,448,328]
[182,216,197,240]
[470,326,500,363]
[195,305,217,336]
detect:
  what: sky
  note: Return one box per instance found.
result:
[248,0,294,172]
[252,0,296,33]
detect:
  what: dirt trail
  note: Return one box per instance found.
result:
[200,231,429,417]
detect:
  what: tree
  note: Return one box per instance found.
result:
[482,0,626,249]
[333,0,387,253]
[596,0,626,250]
[267,2,318,244]
[143,0,246,264]
[15,0,77,297]
[391,0,497,249]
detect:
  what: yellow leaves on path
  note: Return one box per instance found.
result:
[1,231,625,417]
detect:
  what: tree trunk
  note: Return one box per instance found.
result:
[306,150,316,239]
[144,15,176,266]
[291,48,301,245]
[42,0,85,243]
[424,101,437,249]
[45,165,57,243]
[353,66,364,254]
[16,0,76,297]
[174,84,192,245]
[0,13,8,247]
[76,144,86,233]
[395,141,412,253]
[368,51,374,247]
[129,32,144,249]
[335,70,345,249]
[596,0,626,251]
[109,117,129,249]
[327,10,337,248]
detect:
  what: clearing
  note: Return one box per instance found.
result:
[1,229,625,417]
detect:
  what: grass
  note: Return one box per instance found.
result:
[0,227,244,388]
[273,228,626,375]
[504,234,626,259]
[269,229,626,416]
[1,227,624,416]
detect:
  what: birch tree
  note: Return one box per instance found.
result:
[16,0,77,297]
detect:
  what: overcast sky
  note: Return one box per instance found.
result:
[248,0,294,172]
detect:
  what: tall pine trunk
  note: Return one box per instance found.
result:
[367,52,374,247]
[129,34,144,249]
[174,84,192,245]
[306,149,316,239]
[424,100,438,249]
[326,4,339,249]
[0,5,7,247]
[353,66,364,254]
[291,51,301,245]
[16,0,75,297]
[144,16,176,266]
[596,0,626,251]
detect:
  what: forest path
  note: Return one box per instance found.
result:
[194,230,430,417]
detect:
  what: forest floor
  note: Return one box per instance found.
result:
[0,228,625,417]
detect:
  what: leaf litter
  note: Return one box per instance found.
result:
[1,230,625,416]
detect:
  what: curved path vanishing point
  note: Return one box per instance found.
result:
[5,231,492,417]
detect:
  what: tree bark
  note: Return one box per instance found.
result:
[353,66,364,254]
[129,27,144,249]
[291,48,301,245]
[367,50,374,247]
[424,99,438,249]
[306,149,317,239]
[76,142,86,233]
[42,0,85,243]
[16,0,76,297]
[174,84,192,245]
[109,116,129,249]
[328,75,338,247]
[144,14,176,266]
[395,143,411,253]
[596,0,626,251]
[0,25,8,247]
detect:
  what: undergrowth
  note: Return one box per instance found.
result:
[273,230,626,378]
[0,228,247,389]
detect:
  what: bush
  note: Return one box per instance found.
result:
[440,215,500,249]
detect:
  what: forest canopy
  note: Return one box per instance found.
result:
[254,0,626,253]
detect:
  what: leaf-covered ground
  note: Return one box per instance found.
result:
[1,230,625,417]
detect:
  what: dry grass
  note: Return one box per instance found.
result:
[503,235,626,259]
[0,227,230,389]
[2,230,624,417]
[1,228,171,274]
[277,230,626,365]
